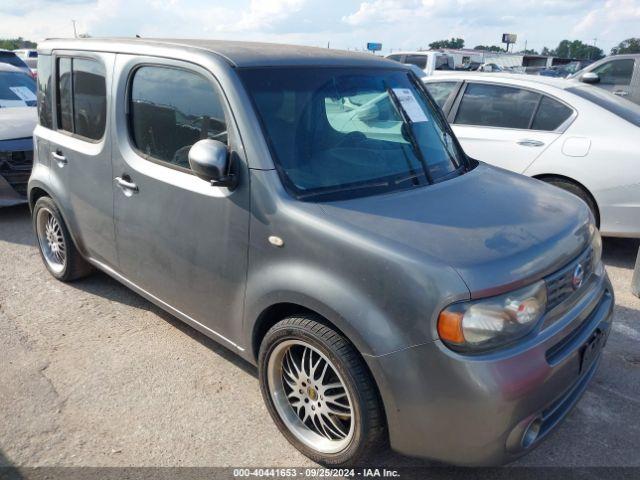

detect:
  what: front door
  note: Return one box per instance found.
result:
[589,58,636,101]
[110,55,251,349]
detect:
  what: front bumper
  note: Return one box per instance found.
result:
[367,272,614,466]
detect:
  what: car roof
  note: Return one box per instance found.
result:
[426,71,584,91]
[39,37,399,69]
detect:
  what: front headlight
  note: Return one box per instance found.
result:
[438,280,547,352]
[590,225,604,276]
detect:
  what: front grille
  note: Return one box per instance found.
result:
[545,247,594,311]
[0,150,33,197]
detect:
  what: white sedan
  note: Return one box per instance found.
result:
[423,72,640,238]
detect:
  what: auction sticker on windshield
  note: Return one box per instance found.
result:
[393,88,428,123]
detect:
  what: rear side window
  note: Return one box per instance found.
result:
[72,59,107,140]
[455,83,540,129]
[37,54,53,128]
[591,59,634,85]
[55,56,106,140]
[403,55,427,69]
[531,96,573,131]
[57,58,73,132]
[129,66,227,171]
[424,82,457,108]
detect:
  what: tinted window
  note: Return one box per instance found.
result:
[592,59,634,85]
[567,86,640,127]
[37,54,53,127]
[57,57,73,132]
[129,66,227,170]
[424,82,457,108]
[0,51,28,69]
[0,70,36,108]
[240,67,466,201]
[455,83,540,129]
[403,55,427,69]
[531,96,573,131]
[72,58,106,140]
[386,55,402,62]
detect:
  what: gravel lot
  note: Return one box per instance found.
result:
[1,203,639,470]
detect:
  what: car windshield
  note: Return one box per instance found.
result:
[0,71,36,108]
[240,67,467,201]
[567,85,640,127]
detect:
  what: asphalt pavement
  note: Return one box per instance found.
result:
[1,203,639,471]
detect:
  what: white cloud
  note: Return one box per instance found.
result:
[0,0,638,54]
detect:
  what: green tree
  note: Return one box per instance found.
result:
[552,39,603,60]
[519,48,539,55]
[473,45,504,52]
[0,37,37,50]
[429,37,465,49]
[611,37,640,55]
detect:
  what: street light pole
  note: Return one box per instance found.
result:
[72,19,78,38]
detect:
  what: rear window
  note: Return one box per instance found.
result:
[567,86,640,127]
[403,55,427,69]
[531,96,573,131]
[455,83,540,129]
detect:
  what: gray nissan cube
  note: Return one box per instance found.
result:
[29,38,614,466]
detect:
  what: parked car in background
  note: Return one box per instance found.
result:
[30,38,613,467]
[477,62,504,72]
[0,63,37,206]
[386,51,454,75]
[0,49,34,78]
[539,60,593,78]
[13,48,38,76]
[424,72,640,237]
[570,54,640,105]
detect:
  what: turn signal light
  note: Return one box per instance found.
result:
[437,310,464,344]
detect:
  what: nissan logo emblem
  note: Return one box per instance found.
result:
[572,263,585,290]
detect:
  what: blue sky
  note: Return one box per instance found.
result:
[1,0,638,54]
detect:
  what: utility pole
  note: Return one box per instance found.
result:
[72,19,78,38]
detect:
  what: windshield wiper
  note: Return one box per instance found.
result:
[386,87,433,184]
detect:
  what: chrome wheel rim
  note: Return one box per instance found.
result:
[267,340,355,454]
[36,208,66,274]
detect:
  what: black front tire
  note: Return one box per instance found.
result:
[258,314,386,466]
[543,178,599,227]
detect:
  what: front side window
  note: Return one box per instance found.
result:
[0,69,36,109]
[129,66,227,171]
[455,83,540,129]
[424,82,458,108]
[591,59,634,85]
[37,54,53,127]
[55,56,106,140]
[531,96,573,131]
[240,67,467,201]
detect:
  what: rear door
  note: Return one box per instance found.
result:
[110,55,250,348]
[447,82,570,173]
[48,51,117,265]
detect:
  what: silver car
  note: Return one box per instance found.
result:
[30,38,614,466]
[572,53,640,105]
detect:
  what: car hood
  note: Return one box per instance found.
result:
[0,106,37,141]
[319,163,592,297]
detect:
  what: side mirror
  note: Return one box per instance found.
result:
[580,72,600,84]
[188,139,236,189]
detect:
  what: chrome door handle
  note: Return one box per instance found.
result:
[614,90,629,97]
[51,150,67,166]
[517,139,545,147]
[114,176,139,195]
